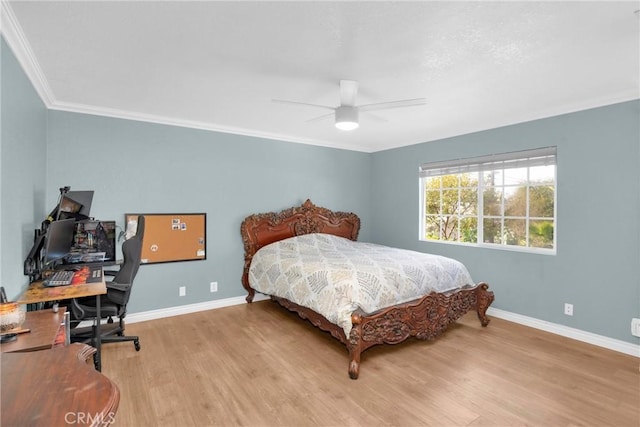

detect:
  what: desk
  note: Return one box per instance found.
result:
[1,343,119,426]
[18,274,107,371]
[1,308,66,353]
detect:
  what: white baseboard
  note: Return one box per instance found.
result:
[487,307,640,358]
[124,294,270,324]
[118,297,639,359]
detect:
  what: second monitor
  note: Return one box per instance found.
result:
[65,220,117,266]
[43,218,76,269]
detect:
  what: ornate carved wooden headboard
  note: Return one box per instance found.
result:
[240,199,360,301]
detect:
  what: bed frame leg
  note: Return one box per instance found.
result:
[475,282,494,327]
[245,289,255,303]
[347,315,363,379]
[242,266,255,303]
[348,345,361,380]
[349,358,360,380]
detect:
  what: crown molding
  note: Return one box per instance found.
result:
[0,1,370,153]
[50,100,373,153]
[1,0,55,106]
[2,0,635,155]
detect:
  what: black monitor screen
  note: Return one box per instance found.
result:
[43,218,76,267]
[65,220,116,265]
[59,195,82,214]
[67,191,93,216]
[58,191,94,220]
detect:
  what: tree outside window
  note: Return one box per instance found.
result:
[420,148,556,253]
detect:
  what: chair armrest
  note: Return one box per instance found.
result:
[107,282,129,292]
[106,282,130,306]
[70,298,87,320]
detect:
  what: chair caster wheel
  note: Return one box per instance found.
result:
[134,340,140,351]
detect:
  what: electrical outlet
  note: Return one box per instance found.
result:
[564,303,573,316]
[179,286,186,297]
[210,281,218,293]
[632,318,640,337]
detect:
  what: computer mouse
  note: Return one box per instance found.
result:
[0,333,17,343]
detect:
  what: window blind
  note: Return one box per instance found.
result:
[419,146,556,178]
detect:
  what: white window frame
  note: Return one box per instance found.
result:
[418,147,557,255]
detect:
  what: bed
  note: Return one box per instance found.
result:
[240,199,494,379]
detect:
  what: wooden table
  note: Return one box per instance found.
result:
[19,279,107,304]
[18,274,107,370]
[1,308,66,353]
[1,343,119,426]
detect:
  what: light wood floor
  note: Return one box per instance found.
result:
[101,301,639,427]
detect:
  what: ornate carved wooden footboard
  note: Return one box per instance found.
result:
[241,199,495,379]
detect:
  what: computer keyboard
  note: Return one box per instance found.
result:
[43,270,75,287]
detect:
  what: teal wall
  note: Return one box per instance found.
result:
[45,111,371,313]
[371,100,640,344]
[0,38,48,300]
[2,34,638,345]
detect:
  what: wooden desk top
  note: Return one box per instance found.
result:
[1,343,119,426]
[18,277,106,305]
[1,308,65,353]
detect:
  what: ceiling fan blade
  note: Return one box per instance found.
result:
[272,99,334,111]
[339,80,358,107]
[359,98,427,112]
[306,112,335,123]
[361,112,388,123]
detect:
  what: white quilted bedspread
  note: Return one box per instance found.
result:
[248,233,475,337]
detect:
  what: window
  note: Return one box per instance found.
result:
[419,147,556,253]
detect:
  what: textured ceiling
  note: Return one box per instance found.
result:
[3,1,639,152]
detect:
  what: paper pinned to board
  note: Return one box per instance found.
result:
[125,218,138,240]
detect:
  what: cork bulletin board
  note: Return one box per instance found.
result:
[124,213,206,264]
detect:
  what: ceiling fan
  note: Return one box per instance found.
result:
[272,80,426,131]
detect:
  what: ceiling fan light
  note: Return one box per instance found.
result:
[335,120,359,131]
[335,106,359,131]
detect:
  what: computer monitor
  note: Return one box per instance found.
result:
[43,218,76,269]
[65,220,117,266]
[58,191,94,221]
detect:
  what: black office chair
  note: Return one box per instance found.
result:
[69,216,145,351]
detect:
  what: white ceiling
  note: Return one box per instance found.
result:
[3,1,639,153]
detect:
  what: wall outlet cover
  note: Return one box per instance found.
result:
[564,303,573,316]
[632,318,640,337]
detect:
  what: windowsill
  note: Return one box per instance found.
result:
[419,238,557,256]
